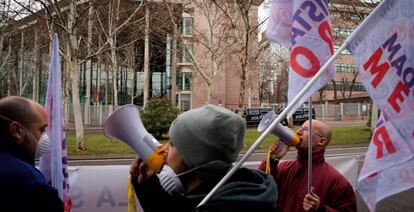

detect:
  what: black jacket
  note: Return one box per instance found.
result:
[133,168,278,212]
[0,134,63,212]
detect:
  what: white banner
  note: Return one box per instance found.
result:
[69,155,359,212]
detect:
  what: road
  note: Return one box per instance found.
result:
[67,145,368,166]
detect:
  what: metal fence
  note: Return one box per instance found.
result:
[66,102,371,127]
[64,103,122,127]
[263,102,371,121]
[312,102,370,121]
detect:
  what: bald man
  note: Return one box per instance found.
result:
[259,120,356,212]
[0,96,63,211]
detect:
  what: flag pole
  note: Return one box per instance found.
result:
[308,97,313,194]
[197,43,348,208]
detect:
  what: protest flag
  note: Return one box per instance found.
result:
[266,0,335,117]
[39,33,72,211]
[345,0,414,210]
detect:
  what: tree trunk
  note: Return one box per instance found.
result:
[108,0,120,106]
[68,0,85,150]
[97,54,102,104]
[143,4,150,107]
[32,29,39,101]
[132,67,137,104]
[105,60,109,106]
[70,56,85,150]
[0,36,3,65]
[171,32,177,106]
[331,79,337,104]
[64,42,71,126]
[110,46,118,106]
[348,72,358,99]
[19,31,24,95]
[84,3,94,125]
[247,69,252,108]
[206,81,212,104]
[238,61,247,115]
[7,41,11,96]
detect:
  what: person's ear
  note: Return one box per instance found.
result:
[9,122,25,143]
[317,137,328,146]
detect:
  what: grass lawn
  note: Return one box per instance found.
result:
[66,126,371,157]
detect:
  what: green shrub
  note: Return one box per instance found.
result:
[141,98,180,139]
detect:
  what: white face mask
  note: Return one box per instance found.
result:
[157,165,185,195]
[34,133,49,159]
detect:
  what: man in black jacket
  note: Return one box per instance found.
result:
[130,104,278,212]
[0,96,63,211]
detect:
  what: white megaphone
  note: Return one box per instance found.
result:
[104,104,165,173]
[258,111,300,147]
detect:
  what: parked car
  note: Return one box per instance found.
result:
[278,107,316,125]
[243,107,272,125]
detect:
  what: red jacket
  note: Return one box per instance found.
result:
[258,150,356,212]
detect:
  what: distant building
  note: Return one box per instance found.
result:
[0,0,263,112]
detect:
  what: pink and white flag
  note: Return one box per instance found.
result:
[39,33,72,211]
[266,0,335,116]
[346,0,414,210]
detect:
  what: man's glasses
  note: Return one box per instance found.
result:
[0,114,13,123]
[299,126,325,138]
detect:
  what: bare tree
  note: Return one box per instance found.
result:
[84,2,94,125]
[329,0,376,102]
[164,0,235,104]
[212,0,264,113]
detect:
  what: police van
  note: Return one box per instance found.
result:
[243,107,272,125]
[278,107,316,125]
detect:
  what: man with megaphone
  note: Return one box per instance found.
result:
[258,120,356,212]
[129,104,278,212]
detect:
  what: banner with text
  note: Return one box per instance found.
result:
[69,156,358,212]
[346,0,414,210]
[266,0,335,117]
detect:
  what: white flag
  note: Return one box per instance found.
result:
[266,0,335,116]
[346,0,414,210]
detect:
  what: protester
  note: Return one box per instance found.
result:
[0,96,63,211]
[259,119,356,211]
[130,104,278,212]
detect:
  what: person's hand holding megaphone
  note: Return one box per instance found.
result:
[269,140,290,161]
[130,157,155,184]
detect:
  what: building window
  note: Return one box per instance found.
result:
[326,81,366,91]
[335,63,355,73]
[333,27,353,39]
[181,100,191,111]
[176,69,192,91]
[178,43,193,63]
[182,12,193,36]
[334,45,351,55]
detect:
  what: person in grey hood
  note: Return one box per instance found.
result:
[130,104,278,212]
